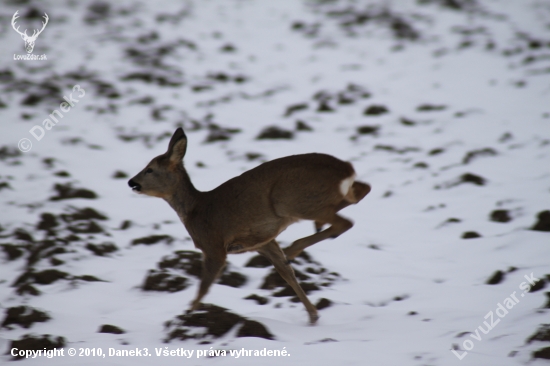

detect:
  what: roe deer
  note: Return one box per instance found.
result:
[128,128,370,324]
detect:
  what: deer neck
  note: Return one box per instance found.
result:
[164,166,199,221]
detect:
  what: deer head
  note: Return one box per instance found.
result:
[12,11,49,54]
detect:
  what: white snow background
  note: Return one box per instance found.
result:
[0,0,549,365]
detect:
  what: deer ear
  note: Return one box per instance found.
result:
[167,128,188,165]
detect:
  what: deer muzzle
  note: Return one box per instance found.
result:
[128,179,141,192]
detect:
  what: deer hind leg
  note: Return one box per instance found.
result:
[284,212,353,261]
[189,253,226,312]
[288,180,370,258]
[258,240,319,324]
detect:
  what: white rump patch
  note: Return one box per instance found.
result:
[339,174,356,196]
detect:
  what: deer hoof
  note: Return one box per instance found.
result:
[189,301,201,313]
[309,313,320,325]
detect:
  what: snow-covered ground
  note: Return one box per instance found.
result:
[1,0,549,365]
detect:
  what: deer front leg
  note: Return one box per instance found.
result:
[189,253,226,312]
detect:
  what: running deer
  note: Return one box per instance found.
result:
[128,128,370,324]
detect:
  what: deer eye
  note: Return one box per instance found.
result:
[145,168,153,174]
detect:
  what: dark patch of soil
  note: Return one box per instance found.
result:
[207,72,247,84]
[245,152,263,161]
[490,209,512,223]
[499,132,513,143]
[462,231,481,239]
[257,126,294,140]
[54,171,70,177]
[237,320,274,339]
[533,347,550,360]
[460,173,486,185]
[98,324,125,334]
[220,43,236,53]
[27,240,64,266]
[439,218,461,227]
[400,117,416,126]
[0,146,21,160]
[429,148,445,155]
[1,244,24,261]
[67,221,103,234]
[317,100,334,112]
[284,103,308,117]
[364,105,389,116]
[463,148,497,164]
[531,210,550,232]
[486,270,504,285]
[527,324,550,343]
[296,120,313,131]
[0,181,12,191]
[218,272,247,288]
[244,255,271,268]
[436,173,486,189]
[121,72,184,87]
[112,170,128,179]
[36,213,58,232]
[319,5,420,41]
[158,250,202,276]
[273,282,320,297]
[8,334,66,359]
[42,157,56,169]
[61,207,108,222]
[316,298,332,310]
[375,145,420,154]
[50,183,97,201]
[16,284,40,296]
[418,0,478,12]
[132,235,174,245]
[94,80,120,99]
[13,229,34,242]
[244,294,268,305]
[86,242,118,256]
[346,83,372,99]
[50,184,98,201]
[357,125,380,135]
[291,20,321,37]
[14,269,70,287]
[1,306,50,329]
[143,270,189,292]
[204,123,241,143]
[153,250,247,288]
[337,92,355,104]
[75,275,104,282]
[528,276,547,293]
[417,104,447,112]
[164,304,274,342]
[119,220,132,230]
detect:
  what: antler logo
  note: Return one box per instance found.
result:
[11,10,49,54]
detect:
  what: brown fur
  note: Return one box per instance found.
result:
[128,128,370,324]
